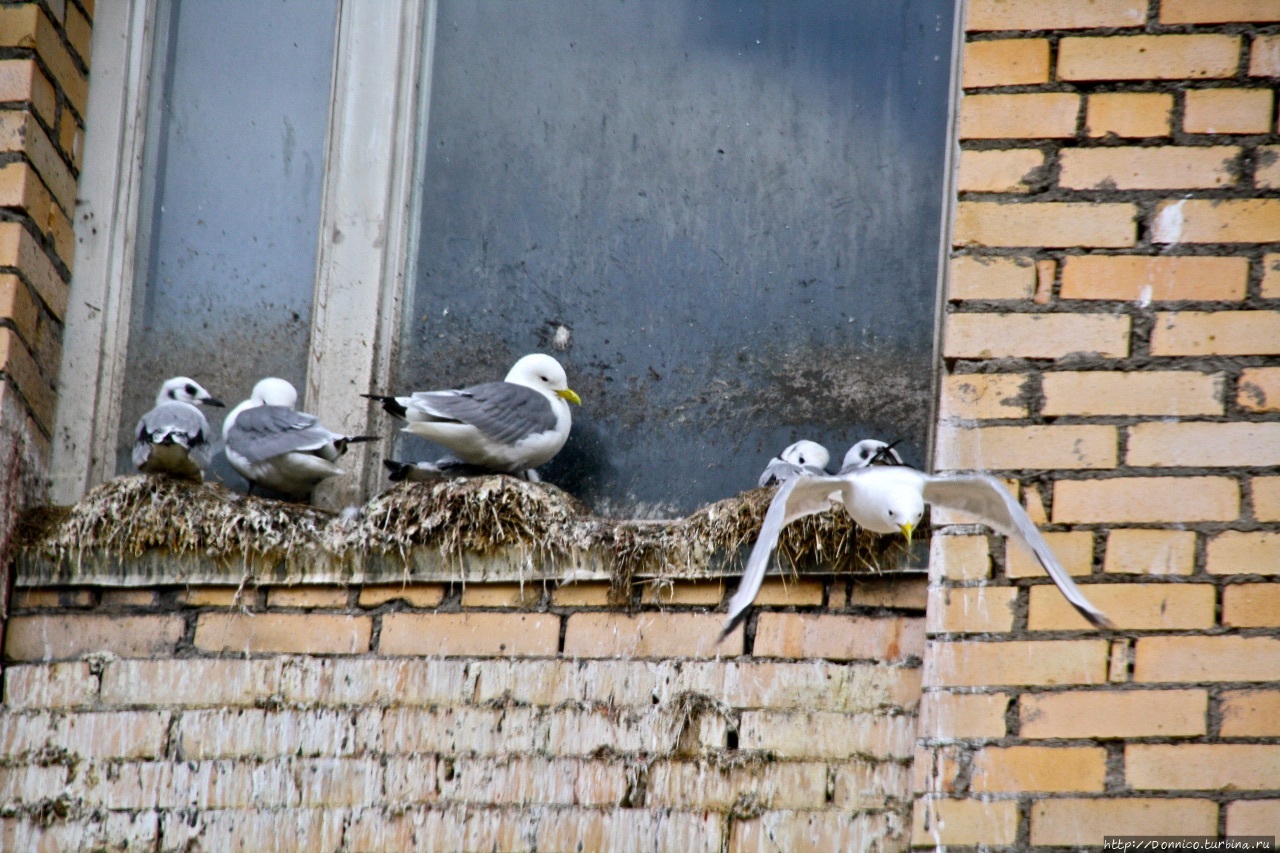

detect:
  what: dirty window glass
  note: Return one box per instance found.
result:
[115,0,338,481]
[400,0,955,517]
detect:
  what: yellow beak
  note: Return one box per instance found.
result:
[557,388,582,406]
[899,522,914,546]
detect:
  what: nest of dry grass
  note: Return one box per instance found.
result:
[19,473,907,588]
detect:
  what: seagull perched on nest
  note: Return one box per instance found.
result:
[839,438,905,471]
[722,441,1114,639]
[381,455,489,482]
[223,377,377,501]
[758,440,831,487]
[365,353,581,482]
[132,377,225,480]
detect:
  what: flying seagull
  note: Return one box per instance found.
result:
[365,353,581,482]
[758,440,831,487]
[132,376,225,480]
[223,377,377,501]
[722,445,1114,639]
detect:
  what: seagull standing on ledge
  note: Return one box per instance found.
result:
[758,440,831,487]
[366,353,581,482]
[133,377,225,480]
[224,377,377,501]
[723,443,1114,639]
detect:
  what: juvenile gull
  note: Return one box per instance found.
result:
[723,446,1114,638]
[758,440,831,487]
[365,353,581,481]
[133,377,225,480]
[224,377,377,501]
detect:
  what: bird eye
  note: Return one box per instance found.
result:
[888,510,896,517]
[185,384,197,396]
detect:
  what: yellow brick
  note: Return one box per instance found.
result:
[940,374,1028,420]
[641,579,724,606]
[1264,252,1280,297]
[944,313,1130,359]
[1104,529,1196,575]
[1251,34,1280,76]
[460,582,543,608]
[0,220,65,319]
[1042,370,1223,418]
[937,424,1117,471]
[925,639,1109,688]
[1259,147,1280,190]
[913,797,1018,847]
[918,691,1008,739]
[1054,476,1239,524]
[955,201,1137,248]
[1223,583,1280,627]
[1061,145,1239,190]
[1129,422,1280,469]
[1228,800,1280,836]
[1030,582,1215,631]
[957,148,1045,193]
[1152,310,1280,356]
[0,327,54,430]
[966,0,1147,31]
[1059,34,1241,81]
[1220,689,1280,736]
[1184,88,1274,134]
[1162,0,1280,23]
[927,586,1016,634]
[1031,799,1218,846]
[1135,635,1280,682]
[1007,530,1094,578]
[947,255,1035,300]
[962,38,1050,88]
[1128,743,1280,791]
[0,6,88,116]
[0,273,37,346]
[959,92,1080,139]
[548,582,613,607]
[1086,92,1174,138]
[0,59,54,127]
[971,745,1107,793]
[4,614,184,661]
[1238,367,1280,412]
[0,110,74,215]
[357,583,445,608]
[194,612,371,655]
[754,613,923,661]
[1062,255,1247,302]
[753,577,825,607]
[1254,477,1280,522]
[100,590,157,608]
[267,585,349,609]
[929,534,990,581]
[1021,689,1207,738]
[381,612,559,657]
[562,612,740,658]
[177,587,250,607]
[65,1,91,66]
[1154,199,1280,245]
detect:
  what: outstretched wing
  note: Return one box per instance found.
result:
[227,405,336,464]
[923,475,1114,629]
[721,475,850,640]
[408,381,556,445]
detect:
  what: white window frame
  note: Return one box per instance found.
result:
[51,0,432,509]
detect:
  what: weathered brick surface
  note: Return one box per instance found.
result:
[1104,529,1197,575]
[1021,688,1208,739]
[1086,92,1174,137]
[1208,532,1280,576]
[1238,367,1280,412]
[1153,201,1280,245]
[963,39,1050,88]
[970,745,1107,792]
[944,313,1131,359]
[267,585,349,609]
[194,612,371,655]
[5,614,185,661]
[1030,582,1215,631]
[381,612,560,657]
[925,640,1109,687]
[927,586,1016,634]
[948,255,1035,300]
[1228,800,1280,836]
[1252,477,1280,522]
[937,423,1117,471]
[966,0,1147,31]
[912,797,1019,847]
[919,691,1008,740]
[955,201,1137,247]
[1031,799,1219,846]
[1128,744,1280,790]
[940,373,1029,420]
[1222,583,1280,628]
[1163,0,1280,23]
[1129,422,1280,468]
[1058,35,1241,81]
[1252,33,1280,76]
[1135,635,1280,682]
[929,534,991,581]
[1220,689,1280,736]
[754,613,923,661]
[957,148,1046,193]
[1060,255,1247,302]
[357,583,445,608]
[959,93,1080,139]
[1184,88,1274,134]
[564,612,738,658]
[1060,145,1239,190]
[1043,370,1223,418]
[1053,476,1239,523]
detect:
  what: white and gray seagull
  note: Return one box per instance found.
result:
[223,377,377,501]
[723,443,1114,638]
[365,353,581,482]
[133,376,225,480]
[838,438,905,471]
[758,440,831,487]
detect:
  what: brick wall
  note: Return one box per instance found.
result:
[0,0,88,626]
[920,0,1280,846]
[0,577,925,850]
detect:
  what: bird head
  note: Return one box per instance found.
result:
[158,376,224,408]
[250,377,299,408]
[780,440,830,471]
[508,353,581,406]
[883,491,925,544]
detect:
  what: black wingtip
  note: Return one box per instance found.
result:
[347,435,380,445]
[383,459,411,481]
[718,610,749,644]
[1085,609,1117,630]
[362,393,407,419]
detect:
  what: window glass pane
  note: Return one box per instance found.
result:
[116,0,338,482]
[402,0,955,516]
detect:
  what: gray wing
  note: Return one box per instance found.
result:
[227,405,337,464]
[408,381,556,444]
[922,475,1114,629]
[134,402,214,467]
[722,475,851,639]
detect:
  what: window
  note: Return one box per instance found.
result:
[53,0,958,517]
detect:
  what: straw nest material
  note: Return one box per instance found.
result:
[19,473,908,588]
